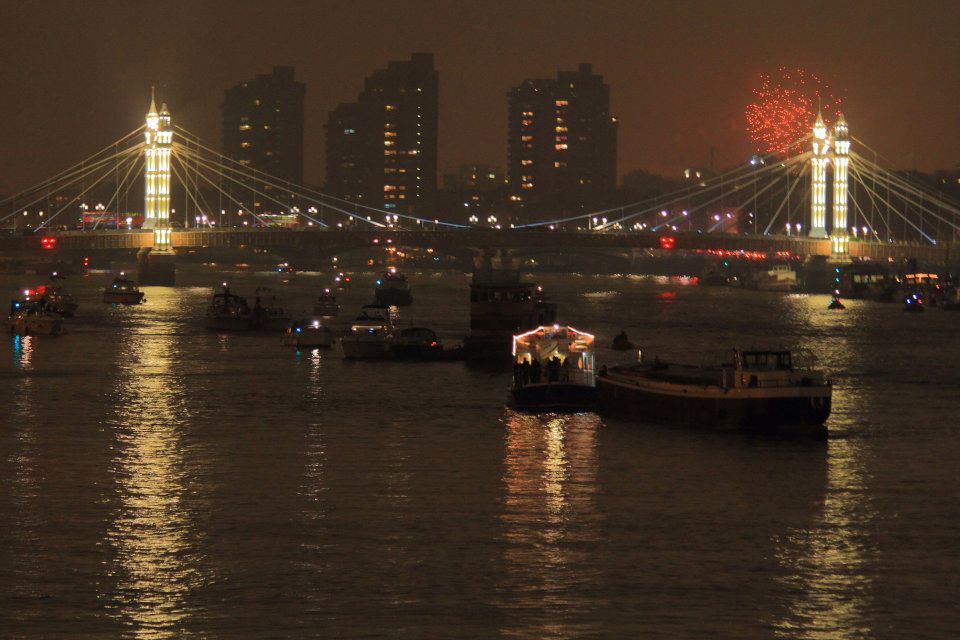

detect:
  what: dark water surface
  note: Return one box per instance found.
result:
[1,267,958,638]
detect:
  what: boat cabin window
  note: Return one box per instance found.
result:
[741,351,792,371]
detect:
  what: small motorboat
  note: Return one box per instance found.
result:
[9,298,65,336]
[249,287,292,331]
[904,292,925,312]
[275,261,295,275]
[334,272,351,291]
[510,325,598,412]
[313,288,340,317]
[390,326,463,361]
[205,284,253,331]
[374,267,413,306]
[611,330,634,351]
[37,273,79,317]
[827,295,845,310]
[103,274,146,305]
[283,317,335,349]
[341,304,393,359]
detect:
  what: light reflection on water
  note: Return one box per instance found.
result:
[499,412,604,638]
[104,289,205,638]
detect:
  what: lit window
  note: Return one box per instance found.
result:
[385,104,396,111]
[384,140,394,147]
[521,135,533,142]
[254,99,261,106]
[555,126,567,133]
[239,124,251,131]
[555,100,568,107]
[555,143,568,150]
[240,141,251,148]
[521,159,532,166]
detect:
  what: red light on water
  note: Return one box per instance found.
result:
[40,236,57,250]
[659,236,676,249]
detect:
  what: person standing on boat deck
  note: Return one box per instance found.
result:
[513,360,523,388]
[531,358,541,384]
[562,357,571,382]
[521,359,531,386]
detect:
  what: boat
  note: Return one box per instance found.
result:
[341,304,393,359]
[39,274,79,316]
[904,292,925,312]
[597,349,831,435]
[9,297,65,336]
[333,272,351,291]
[313,288,340,317]
[283,317,335,349]
[612,330,635,351]
[838,262,897,300]
[752,263,798,292]
[249,287,292,331]
[390,326,464,361]
[509,325,597,412]
[275,261,295,274]
[464,252,557,362]
[827,295,845,310]
[102,275,145,305]
[205,284,254,331]
[374,267,413,306]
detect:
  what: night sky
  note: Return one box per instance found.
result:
[1,0,957,194]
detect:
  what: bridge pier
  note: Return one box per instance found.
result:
[137,247,176,286]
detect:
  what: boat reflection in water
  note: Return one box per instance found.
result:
[106,289,205,637]
[497,412,604,637]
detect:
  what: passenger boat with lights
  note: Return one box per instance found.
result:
[334,272,351,291]
[102,274,145,304]
[374,267,413,306]
[510,325,597,412]
[390,327,464,361]
[205,284,254,331]
[283,317,335,349]
[275,261,295,274]
[341,304,393,359]
[313,288,340,317]
[9,297,65,336]
[597,349,832,435]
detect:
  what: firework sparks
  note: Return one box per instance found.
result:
[745,67,843,155]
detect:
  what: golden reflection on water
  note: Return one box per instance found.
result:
[773,435,875,639]
[105,289,202,638]
[774,294,876,637]
[300,348,327,520]
[499,412,603,638]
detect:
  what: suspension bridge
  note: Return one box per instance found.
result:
[2,95,958,283]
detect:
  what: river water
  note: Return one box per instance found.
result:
[1,266,958,638]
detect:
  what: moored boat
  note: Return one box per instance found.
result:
[103,275,146,304]
[40,274,79,316]
[313,288,340,317]
[389,326,463,361]
[249,287,292,331]
[597,349,831,435]
[205,284,253,331]
[510,325,597,412]
[341,304,393,359]
[374,267,413,306]
[283,317,335,349]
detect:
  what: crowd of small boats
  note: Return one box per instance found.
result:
[7,272,144,336]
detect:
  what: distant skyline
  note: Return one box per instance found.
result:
[1,0,958,195]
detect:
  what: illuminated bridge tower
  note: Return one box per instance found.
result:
[144,90,173,251]
[138,90,177,285]
[830,113,850,257]
[809,113,830,239]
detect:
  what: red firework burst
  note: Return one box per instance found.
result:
[745,67,844,155]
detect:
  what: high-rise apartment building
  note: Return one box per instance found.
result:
[507,63,618,220]
[222,66,306,187]
[324,53,438,215]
